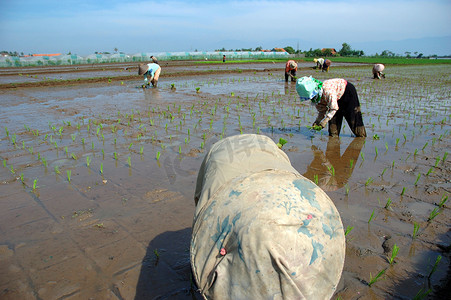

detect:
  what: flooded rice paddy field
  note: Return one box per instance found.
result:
[0,62,450,299]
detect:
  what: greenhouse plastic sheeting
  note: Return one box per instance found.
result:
[0,51,290,67]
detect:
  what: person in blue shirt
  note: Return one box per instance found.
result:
[138,62,161,87]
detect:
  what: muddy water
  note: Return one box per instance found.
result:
[0,63,450,299]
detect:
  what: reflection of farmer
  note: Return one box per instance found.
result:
[191,134,345,300]
[285,60,298,82]
[303,138,365,191]
[372,64,385,79]
[296,76,367,137]
[138,62,161,87]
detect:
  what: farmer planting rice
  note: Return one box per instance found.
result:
[313,58,331,72]
[191,134,345,299]
[313,58,324,69]
[296,76,367,137]
[372,63,385,79]
[138,62,161,87]
[285,60,298,82]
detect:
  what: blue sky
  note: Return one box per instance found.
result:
[1,0,450,56]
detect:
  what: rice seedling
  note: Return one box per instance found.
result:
[427,208,440,222]
[401,187,406,196]
[276,138,287,149]
[395,138,400,147]
[32,179,37,190]
[368,209,375,223]
[20,172,24,184]
[86,156,91,167]
[313,174,318,185]
[414,173,421,186]
[426,168,434,176]
[113,152,118,160]
[384,198,392,209]
[421,142,428,151]
[412,222,420,239]
[127,156,132,167]
[67,170,72,182]
[156,151,161,161]
[388,244,399,265]
[368,268,386,287]
[365,177,373,187]
[327,165,335,176]
[438,194,448,208]
[434,156,441,167]
[344,226,354,236]
[443,152,448,162]
[349,159,354,169]
[344,184,350,195]
[54,165,60,174]
[100,163,103,174]
[413,288,431,300]
[71,153,77,160]
[428,255,442,278]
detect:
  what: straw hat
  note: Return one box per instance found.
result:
[290,61,297,69]
[138,63,149,75]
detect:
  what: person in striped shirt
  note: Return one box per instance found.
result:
[296,76,367,137]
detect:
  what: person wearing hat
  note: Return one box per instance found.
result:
[285,60,298,82]
[322,59,331,72]
[372,63,385,79]
[313,58,324,69]
[150,55,159,65]
[296,76,367,137]
[191,133,345,300]
[138,62,161,87]
[313,58,331,72]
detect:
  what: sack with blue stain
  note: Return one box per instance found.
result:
[191,134,345,300]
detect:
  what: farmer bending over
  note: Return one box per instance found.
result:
[138,62,161,87]
[191,134,345,300]
[322,59,331,72]
[285,60,298,82]
[296,76,367,137]
[372,64,385,79]
[313,58,324,69]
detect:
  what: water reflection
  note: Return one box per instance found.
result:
[303,137,365,191]
[142,86,162,102]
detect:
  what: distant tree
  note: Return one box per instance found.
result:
[322,48,333,57]
[416,53,423,58]
[304,48,323,57]
[254,46,262,51]
[114,47,118,53]
[405,51,411,58]
[339,43,352,56]
[381,50,394,57]
[284,46,295,54]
